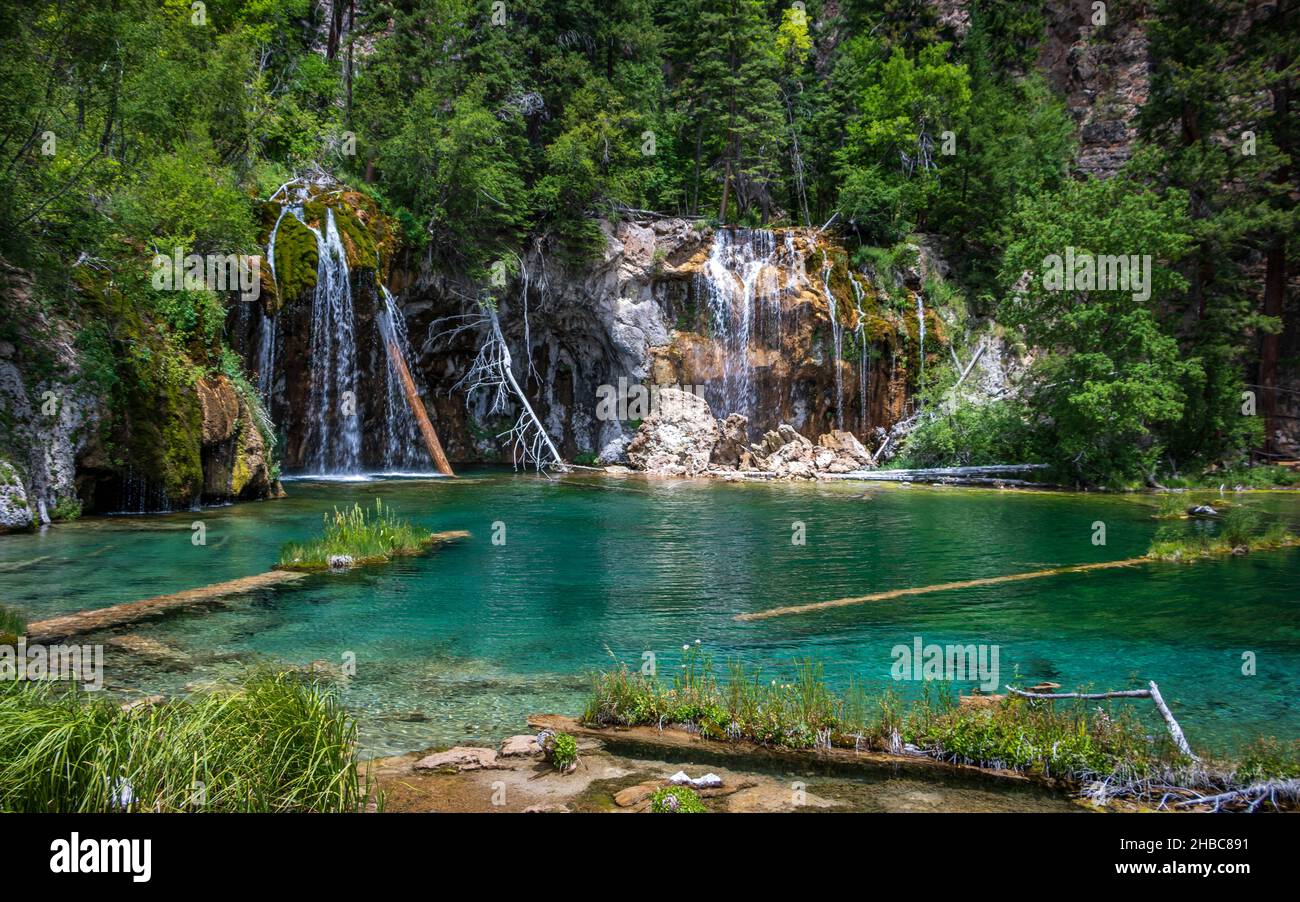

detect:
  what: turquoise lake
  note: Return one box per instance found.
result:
[1,471,1297,757]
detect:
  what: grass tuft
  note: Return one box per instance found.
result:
[0,671,370,812]
[278,499,435,570]
[0,604,25,645]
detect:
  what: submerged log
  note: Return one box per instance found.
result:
[386,340,454,477]
[737,556,1149,621]
[26,570,307,642]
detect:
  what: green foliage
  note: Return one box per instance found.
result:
[278,499,434,570]
[0,671,369,812]
[999,176,1195,485]
[546,732,578,772]
[582,649,1195,782]
[896,399,1034,469]
[0,604,25,645]
[1146,506,1294,561]
[649,785,707,813]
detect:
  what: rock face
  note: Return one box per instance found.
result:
[1038,1,1150,178]
[0,459,32,531]
[1,260,280,516]
[0,262,101,522]
[393,218,934,466]
[620,388,878,480]
[625,388,720,476]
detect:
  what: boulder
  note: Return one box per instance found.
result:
[197,376,240,446]
[711,413,750,468]
[625,388,720,476]
[817,429,874,467]
[499,735,542,758]
[413,747,502,772]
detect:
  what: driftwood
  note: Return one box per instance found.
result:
[1173,779,1300,812]
[1007,681,1199,761]
[822,464,1050,485]
[385,340,454,477]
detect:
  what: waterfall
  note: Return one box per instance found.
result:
[915,290,926,402]
[696,228,785,423]
[820,250,844,430]
[302,209,363,475]
[377,285,425,472]
[851,275,869,434]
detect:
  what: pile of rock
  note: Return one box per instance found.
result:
[623,388,874,479]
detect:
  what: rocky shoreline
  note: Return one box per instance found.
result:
[365,714,1084,814]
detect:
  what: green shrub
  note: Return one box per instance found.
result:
[649,785,706,813]
[547,732,578,772]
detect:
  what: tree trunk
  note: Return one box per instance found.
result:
[385,341,455,476]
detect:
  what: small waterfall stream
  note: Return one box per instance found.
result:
[915,291,926,403]
[377,285,425,471]
[698,229,780,420]
[820,250,844,429]
[301,209,363,474]
[258,200,430,476]
[851,275,869,434]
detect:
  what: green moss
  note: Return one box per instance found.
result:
[267,214,319,312]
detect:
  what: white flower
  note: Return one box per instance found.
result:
[682,644,689,651]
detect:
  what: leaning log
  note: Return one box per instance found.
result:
[386,340,455,477]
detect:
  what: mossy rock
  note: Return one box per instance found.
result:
[268,214,319,312]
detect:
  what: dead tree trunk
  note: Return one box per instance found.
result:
[385,341,455,477]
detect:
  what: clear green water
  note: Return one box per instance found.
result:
[2,470,1298,757]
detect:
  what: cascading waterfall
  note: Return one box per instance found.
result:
[820,249,844,429]
[696,228,786,422]
[851,274,869,434]
[302,209,363,474]
[261,197,436,475]
[915,290,926,403]
[377,284,426,471]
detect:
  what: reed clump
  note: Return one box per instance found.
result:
[278,499,434,570]
[0,671,369,812]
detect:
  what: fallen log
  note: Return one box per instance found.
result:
[825,464,1050,482]
[26,570,307,642]
[386,340,454,477]
[1007,681,1199,761]
[736,556,1148,621]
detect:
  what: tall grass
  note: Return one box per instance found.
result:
[0,603,25,643]
[583,648,1176,781]
[1147,505,1295,561]
[278,499,432,570]
[0,671,369,812]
